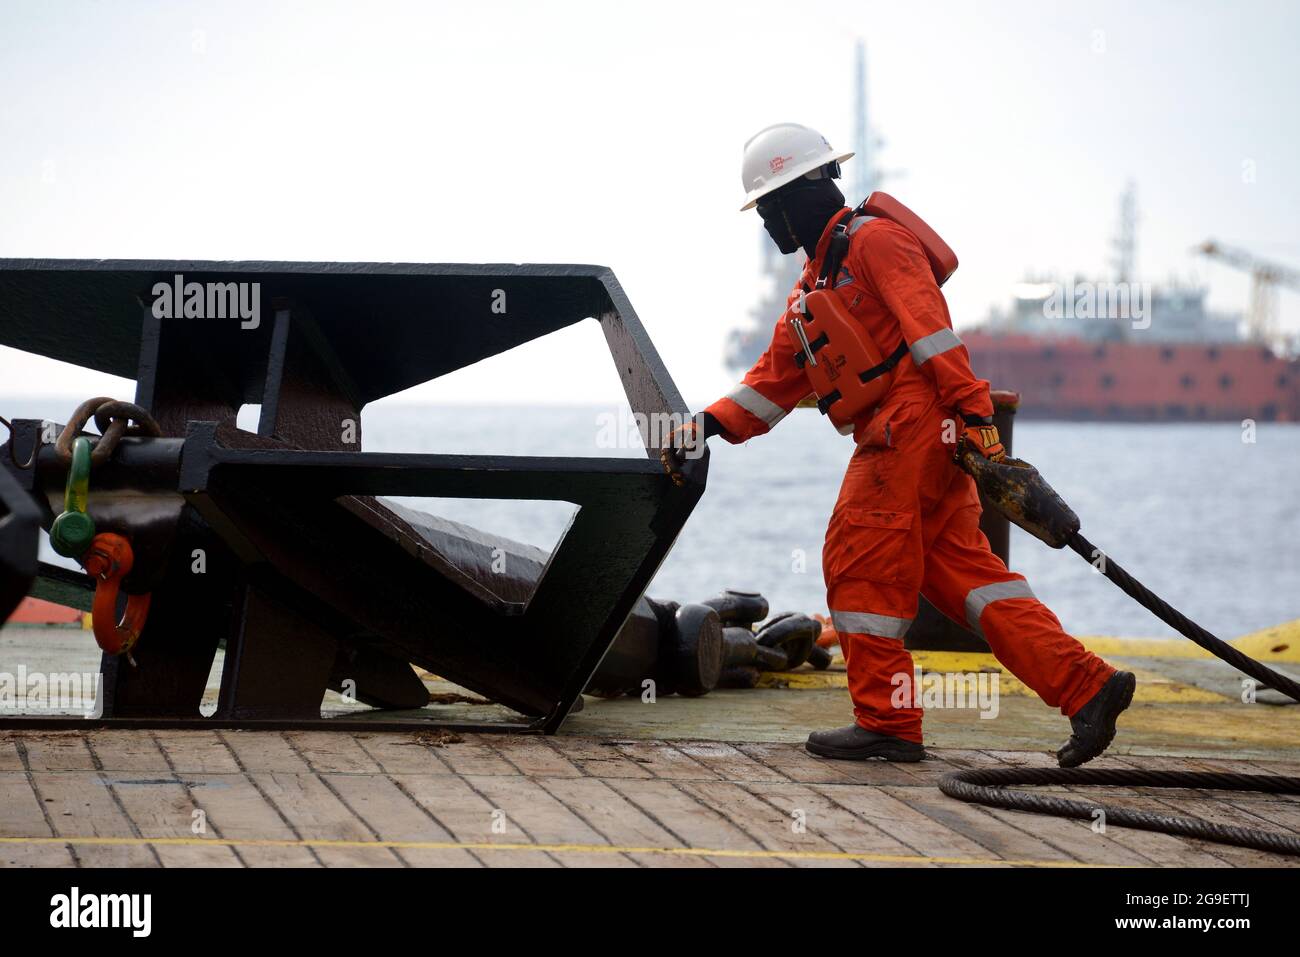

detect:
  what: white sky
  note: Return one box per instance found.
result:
[2,0,1297,408]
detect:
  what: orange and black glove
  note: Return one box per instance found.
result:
[659,414,715,486]
[959,414,1006,462]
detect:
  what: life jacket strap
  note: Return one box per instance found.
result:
[814,342,907,419]
[858,341,909,384]
[792,330,829,369]
[814,206,860,290]
[815,389,843,415]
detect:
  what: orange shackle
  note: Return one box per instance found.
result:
[82,532,152,657]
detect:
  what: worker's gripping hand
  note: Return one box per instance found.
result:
[960,417,1007,462]
[660,419,704,487]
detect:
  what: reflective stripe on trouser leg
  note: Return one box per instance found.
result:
[964,579,1035,637]
[961,574,1112,712]
[725,383,787,428]
[831,609,912,640]
[831,606,922,743]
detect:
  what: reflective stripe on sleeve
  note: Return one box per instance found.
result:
[726,383,788,428]
[964,579,1036,635]
[831,609,913,640]
[847,215,877,235]
[909,328,963,366]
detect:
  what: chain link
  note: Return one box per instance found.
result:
[53,397,162,467]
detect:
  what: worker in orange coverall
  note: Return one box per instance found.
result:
[662,123,1135,766]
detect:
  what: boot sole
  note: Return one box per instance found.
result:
[805,739,926,763]
[1059,671,1136,768]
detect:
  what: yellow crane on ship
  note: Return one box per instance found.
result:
[1195,239,1300,349]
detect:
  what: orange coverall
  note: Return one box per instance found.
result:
[705,208,1114,742]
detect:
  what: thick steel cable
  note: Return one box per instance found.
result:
[939,766,1300,857]
[1068,531,1300,703]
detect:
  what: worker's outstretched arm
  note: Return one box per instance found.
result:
[854,221,994,421]
[702,315,810,442]
[660,314,808,484]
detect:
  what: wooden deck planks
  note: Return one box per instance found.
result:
[0,730,1296,868]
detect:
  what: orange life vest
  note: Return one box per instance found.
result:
[862,191,959,287]
[785,191,958,433]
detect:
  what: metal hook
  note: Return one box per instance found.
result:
[0,414,41,470]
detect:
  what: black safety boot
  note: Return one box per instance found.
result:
[1056,670,1136,768]
[806,725,926,762]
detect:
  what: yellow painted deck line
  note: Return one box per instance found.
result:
[758,671,850,690]
[0,835,1107,868]
[1232,619,1300,662]
[1075,634,1299,663]
[1076,636,1214,659]
[808,619,1300,664]
[761,653,1229,703]
[1122,666,1229,703]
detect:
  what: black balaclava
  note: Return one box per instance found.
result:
[756,174,847,260]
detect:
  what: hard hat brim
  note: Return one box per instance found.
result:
[740,150,855,211]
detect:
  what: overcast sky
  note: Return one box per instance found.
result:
[2,0,1297,408]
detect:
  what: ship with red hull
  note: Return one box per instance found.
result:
[728,261,1300,423]
[963,329,1300,422]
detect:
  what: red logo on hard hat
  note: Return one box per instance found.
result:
[769,155,793,174]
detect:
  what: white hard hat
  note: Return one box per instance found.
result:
[739,123,854,211]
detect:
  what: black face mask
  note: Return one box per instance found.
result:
[756,176,847,259]
[760,203,802,255]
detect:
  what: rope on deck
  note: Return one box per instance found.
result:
[939,767,1300,857]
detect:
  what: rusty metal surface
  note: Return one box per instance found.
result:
[958,451,1081,550]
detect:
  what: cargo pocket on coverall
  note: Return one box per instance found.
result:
[823,508,915,586]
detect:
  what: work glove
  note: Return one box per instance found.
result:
[659,418,704,486]
[959,415,1007,462]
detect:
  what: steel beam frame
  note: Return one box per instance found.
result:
[0,260,705,731]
